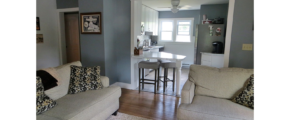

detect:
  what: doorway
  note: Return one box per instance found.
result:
[64,12,81,63]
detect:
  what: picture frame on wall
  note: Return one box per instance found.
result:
[36,17,40,30]
[36,34,43,43]
[80,12,102,34]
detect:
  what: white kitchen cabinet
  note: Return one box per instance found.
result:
[201,52,224,68]
[141,5,158,35]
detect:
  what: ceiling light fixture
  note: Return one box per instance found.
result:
[171,6,178,13]
[171,0,180,13]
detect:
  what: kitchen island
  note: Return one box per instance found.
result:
[131,51,186,97]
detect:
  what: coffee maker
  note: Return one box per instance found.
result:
[212,41,224,53]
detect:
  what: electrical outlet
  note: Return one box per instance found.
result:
[242,44,253,51]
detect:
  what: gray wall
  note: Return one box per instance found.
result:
[229,0,253,68]
[159,10,200,34]
[200,4,228,24]
[104,0,131,84]
[103,0,117,83]
[37,0,60,70]
[56,0,78,9]
[78,0,106,75]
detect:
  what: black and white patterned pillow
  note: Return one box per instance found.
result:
[232,74,254,109]
[68,65,103,94]
[37,76,56,114]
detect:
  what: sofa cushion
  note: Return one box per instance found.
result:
[188,65,253,99]
[232,74,254,109]
[44,61,82,100]
[37,115,60,120]
[37,77,56,115]
[68,65,103,94]
[177,95,253,120]
[41,86,121,120]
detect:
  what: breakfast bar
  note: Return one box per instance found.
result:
[131,51,186,96]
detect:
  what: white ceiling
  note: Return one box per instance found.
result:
[142,0,229,11]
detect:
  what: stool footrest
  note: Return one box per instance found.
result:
[139,82,155,84]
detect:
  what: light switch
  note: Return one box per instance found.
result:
[242,44,253,51]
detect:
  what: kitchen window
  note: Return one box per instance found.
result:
[159,18,193,42]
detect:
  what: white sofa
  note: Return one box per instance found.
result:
[37,61,121,120]
[177,65,253,120]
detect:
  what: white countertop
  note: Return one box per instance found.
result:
[142,46,164,51]
[132,51,186,60]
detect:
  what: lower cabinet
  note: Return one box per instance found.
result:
[201,52,224,68]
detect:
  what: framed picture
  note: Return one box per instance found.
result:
[37,34,43,43]
[36,17,40,30]
[80,12,102,34]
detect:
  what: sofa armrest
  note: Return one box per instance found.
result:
[100,76,109,88]
[181,80,195,104]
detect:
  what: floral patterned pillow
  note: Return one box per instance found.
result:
[232,74,254,109]
[37,76,56,114]
[68,65,103,94]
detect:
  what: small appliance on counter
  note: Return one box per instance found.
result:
[212,41,224,53]
[150,35,158,46]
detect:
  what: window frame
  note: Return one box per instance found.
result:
[158,18,194,43]
[159,20,174,41]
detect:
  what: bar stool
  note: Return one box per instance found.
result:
[159,60,176,93]
[138,61,160,94]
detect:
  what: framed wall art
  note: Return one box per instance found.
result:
[36,17,40,30]
[36,34,43,43]
[80,12,102,34]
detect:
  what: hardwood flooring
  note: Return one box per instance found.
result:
[119,88,180,120]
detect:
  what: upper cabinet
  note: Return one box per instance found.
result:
[141,5,159,35]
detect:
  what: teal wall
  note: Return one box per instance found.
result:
[56,0,78,9]
[103,0,131,84]
[78,0,106,75]
[229,0,254,68]
[56,0,131,84]
[200,4,229,25]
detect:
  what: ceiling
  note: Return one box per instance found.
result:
[142,0,229,11]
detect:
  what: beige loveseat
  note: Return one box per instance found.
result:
[177,65,253,120]
[37,61,121,120]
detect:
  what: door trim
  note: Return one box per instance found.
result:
[56,7,79,65]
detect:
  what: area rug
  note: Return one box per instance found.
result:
[107,112,152,120]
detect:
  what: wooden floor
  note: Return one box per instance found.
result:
[119,88,180,120]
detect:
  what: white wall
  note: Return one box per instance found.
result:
[37,0,60,69]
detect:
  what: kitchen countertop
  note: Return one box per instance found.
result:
[143,46,164,51]
[132,51,186,60]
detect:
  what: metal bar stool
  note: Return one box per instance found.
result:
[138,61,160,94]
[159,59,176,93]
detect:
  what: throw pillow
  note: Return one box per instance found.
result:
[68,65,103,94]
[37,76,56,114]
[37,70,58,90]
[232,74,254,109]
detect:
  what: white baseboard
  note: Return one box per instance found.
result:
[111,82,136,90]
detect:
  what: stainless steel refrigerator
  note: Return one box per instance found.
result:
[194,24,225,64]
